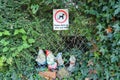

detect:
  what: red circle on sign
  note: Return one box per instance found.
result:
[55,10,68,23]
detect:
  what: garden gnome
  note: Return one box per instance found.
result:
[67,55,76,72]
[56,52,64,67]
[46,50,57,71]
[36,49,46,66]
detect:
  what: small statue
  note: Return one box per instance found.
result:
[67,55,76,72]
[46,50,57,71]
[56,52,64,67]
[36,49,46,66]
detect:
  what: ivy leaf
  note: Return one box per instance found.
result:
[0,59,4,67]
[11,71,18,80]
[3,30,10,35]
[14,29,19,35]
[31,4,39,14]
[28,38,35,43]
[100,34,106,41]
[0,39,9,46]
[100,46,108,55]
[10,47,16,51]
[117,40,120,45]
[1,56,6,62]
[104,69,110,80]
[22,43,30,49]
[0,32,2,36]
[6,57,13,65]
[88,0,93,3]
[19,28,26,34]
[85,9,98,16]
[4,41,9,46]
[114,4,120,16]
[111,54,118,63]
[113,24,120,33]
[17,46,24,52]
[14,29,26,35]
[3,47,9,52]
[96,24,104,31]
[94,52,100,58]
[12,52,19,57]
[102,6,108,11]
[114,33,120,40]
[53,0,57,3]
[114,8,120,16]
[0,39,5,44]
[22,35,27,41]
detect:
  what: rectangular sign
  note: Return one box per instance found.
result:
[53,9,69,30]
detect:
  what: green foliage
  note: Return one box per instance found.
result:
[0,0,120,79]
[31,4,39,14]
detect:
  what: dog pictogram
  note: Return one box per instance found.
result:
[58,13,65,19]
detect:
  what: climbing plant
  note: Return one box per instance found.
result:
[0,0,120,79]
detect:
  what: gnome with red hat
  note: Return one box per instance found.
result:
[46,50,57,71]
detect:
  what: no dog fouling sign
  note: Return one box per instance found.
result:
[53,9,69,30]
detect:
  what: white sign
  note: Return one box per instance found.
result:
[53,9,69,30]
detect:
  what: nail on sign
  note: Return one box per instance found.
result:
[53,9,69,30]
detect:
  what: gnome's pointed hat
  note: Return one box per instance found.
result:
[45,50,52,56]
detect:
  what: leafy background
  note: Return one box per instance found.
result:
[0,0,120,80]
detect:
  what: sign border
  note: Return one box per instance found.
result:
[54,9,68,23]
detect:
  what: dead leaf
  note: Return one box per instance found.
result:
[93,70,97,74]
[106,26,112,33]
[112,17,116,22]
[39,71,56,80]
[89,69,97,74]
